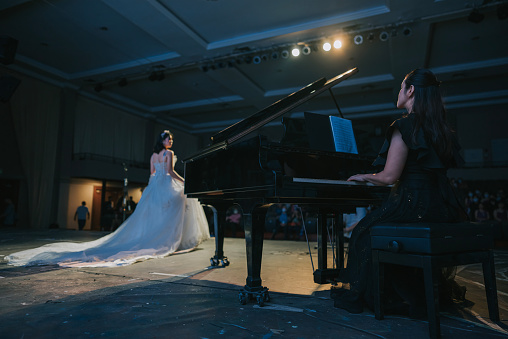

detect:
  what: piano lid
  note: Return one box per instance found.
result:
[184,67,358,162]
[211,67,358,146]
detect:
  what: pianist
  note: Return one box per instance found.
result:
[332,68,468,317]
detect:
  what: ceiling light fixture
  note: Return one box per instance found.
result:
[302,46,311,55]
[354,35,363,45]
[379,31,389,42]
[281,50,290,58]
[322,42,332,51]
[291,48,300,57]
[333,40,342,49]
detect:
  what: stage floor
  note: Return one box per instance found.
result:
[0,228,507,338]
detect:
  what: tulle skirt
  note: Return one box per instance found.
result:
[5,173,210,267]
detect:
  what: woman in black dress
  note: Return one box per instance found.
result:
[333,68,467,315]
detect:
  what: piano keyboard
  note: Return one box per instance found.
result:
[293,177,376,186]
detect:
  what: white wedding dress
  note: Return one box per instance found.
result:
[6,154,210,267]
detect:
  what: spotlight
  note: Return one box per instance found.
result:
[291,48,300,57]
[94,84,103,92]
[302,46,311,55]
[118,78,127,87]
[322,42,332,51]
[367,33,374,42]
[468,9,484,23]
[261,54,269,61]
[379,31,389,42]
[271,51,279,60]
[281,50,290,58]
[252,55,261,64]
[333,40,342,49]
[403,27,412,36]
[354,35,363,45]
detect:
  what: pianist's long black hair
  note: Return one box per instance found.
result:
[153,129,173,153]
[404,68,456,167]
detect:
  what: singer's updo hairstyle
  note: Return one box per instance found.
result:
[153,130,173,153]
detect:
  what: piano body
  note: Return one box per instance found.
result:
[184,68,390,305]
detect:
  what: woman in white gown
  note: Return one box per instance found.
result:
[6,130,210,267]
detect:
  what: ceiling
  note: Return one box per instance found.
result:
[1,0,507,139]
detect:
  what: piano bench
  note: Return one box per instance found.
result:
[370,222,499,339]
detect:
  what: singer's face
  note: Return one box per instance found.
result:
[163,136,173,148]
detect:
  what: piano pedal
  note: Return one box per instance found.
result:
[238,288,270,306]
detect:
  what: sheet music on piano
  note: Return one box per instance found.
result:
[329,116,358,154]
[304,112,358,154]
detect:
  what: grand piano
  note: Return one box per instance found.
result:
[184,68,390,305]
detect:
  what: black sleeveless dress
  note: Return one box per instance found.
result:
[334,114,467,315]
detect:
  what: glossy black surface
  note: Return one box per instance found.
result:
[183,67,390,295]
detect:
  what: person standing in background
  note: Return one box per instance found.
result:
[74,201,90,230]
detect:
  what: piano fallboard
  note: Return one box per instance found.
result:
[184,135,380,197]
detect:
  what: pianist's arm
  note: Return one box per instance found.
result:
[347,128,408,186]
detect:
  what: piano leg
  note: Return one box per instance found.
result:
[240,204,270,306]
[206,204,230,267]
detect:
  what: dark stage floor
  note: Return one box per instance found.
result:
[0,228,507,338]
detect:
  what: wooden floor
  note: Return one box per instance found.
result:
[0,228,507,338]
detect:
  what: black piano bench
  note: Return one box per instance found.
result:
[370,222,499,339]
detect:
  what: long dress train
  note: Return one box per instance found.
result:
[5,154,210,267]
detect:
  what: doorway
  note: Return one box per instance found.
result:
[91,185,123,231]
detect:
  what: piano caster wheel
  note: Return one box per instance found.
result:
[239,292,247,305]
[211,257,229,267]
[256,294,265,307]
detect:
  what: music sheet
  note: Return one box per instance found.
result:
[329,116,358,154]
